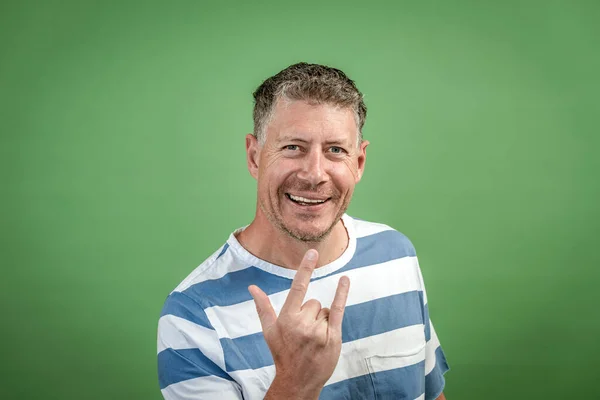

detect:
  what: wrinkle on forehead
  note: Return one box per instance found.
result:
[262,99,360,147]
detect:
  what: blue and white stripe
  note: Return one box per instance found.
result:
[158,215,449,399]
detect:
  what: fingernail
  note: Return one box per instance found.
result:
[306,249,317,260]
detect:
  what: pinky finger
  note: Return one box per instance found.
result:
[328,276,350,332]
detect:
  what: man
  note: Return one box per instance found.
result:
[157,63,449,399]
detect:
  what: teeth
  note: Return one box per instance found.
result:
[289,194,326,204]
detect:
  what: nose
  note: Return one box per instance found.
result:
[296,148,329,187]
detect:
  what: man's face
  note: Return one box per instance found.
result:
[246,99,368,242]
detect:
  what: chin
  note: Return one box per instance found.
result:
[281,218,337,243]
[283,227,330,242]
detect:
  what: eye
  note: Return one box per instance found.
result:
[284,145,299,151]
[329,146,345,154]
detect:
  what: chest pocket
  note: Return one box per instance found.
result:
[364,326,427,400]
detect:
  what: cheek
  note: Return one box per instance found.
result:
[267,159,297,186]
[262,161,295,191]
[327,168,355,196]
[337,159,360,184]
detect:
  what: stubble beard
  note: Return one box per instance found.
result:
[259,189,350,243]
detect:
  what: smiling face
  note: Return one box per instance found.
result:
[246,99,368,242]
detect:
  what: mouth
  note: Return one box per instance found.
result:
[285,193,331,207]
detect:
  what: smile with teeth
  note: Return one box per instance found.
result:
[286,193,329,205]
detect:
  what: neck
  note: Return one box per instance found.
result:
[235,212,349,270]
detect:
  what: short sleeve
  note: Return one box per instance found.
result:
[417,263,450,400]
[423,320,450,399]
[157,291,243,400]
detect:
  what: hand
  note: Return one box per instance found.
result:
[248,249,350,400]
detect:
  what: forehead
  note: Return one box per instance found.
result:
[266,99,358,143]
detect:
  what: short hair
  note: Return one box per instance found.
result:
[252,62,367,145]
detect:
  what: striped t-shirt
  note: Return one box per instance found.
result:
[157,214,449,399]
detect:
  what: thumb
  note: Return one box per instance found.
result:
[248,285,277,331]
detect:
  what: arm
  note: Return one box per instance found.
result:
[437,393,446,400]
[157,294,243,399]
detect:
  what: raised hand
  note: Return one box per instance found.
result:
[248,249,350,400]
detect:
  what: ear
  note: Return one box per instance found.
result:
[246,134,261,180]
[355,140,369,183]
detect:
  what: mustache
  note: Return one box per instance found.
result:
[281,184,338,198]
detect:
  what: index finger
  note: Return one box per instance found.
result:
[280,249,318,314]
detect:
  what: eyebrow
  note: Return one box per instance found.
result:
[276,135,310,144]
[324,139,349,146]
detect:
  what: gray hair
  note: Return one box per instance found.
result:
[252,62,367,145]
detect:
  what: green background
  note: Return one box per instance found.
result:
[2,1,599,399]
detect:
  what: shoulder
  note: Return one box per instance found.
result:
[160,240,244,312]
[158,239,255,338]
[347,215,417,257]
[171,242,234,294]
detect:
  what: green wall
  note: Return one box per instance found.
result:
[2,1,599,399]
